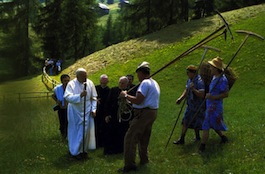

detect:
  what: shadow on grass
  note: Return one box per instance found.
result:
[53,153,87,169]
[51,144,97,170]
[138,17,216,44]
[198,138,229,164]
[176,136,230,164]
[43,135,83,170]
[51,143,124,171]
[93,149,153,174]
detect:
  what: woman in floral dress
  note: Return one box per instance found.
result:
[199,57,229,152]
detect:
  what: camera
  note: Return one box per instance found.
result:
[53,105,60,111]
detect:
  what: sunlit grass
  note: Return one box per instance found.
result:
[1,76,264,173]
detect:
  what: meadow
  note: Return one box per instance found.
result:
[0,4,265,174]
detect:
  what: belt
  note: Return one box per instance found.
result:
[133,107,157,110]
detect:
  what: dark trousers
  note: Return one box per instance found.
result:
[104,121,129,155]
[58,108,68,138]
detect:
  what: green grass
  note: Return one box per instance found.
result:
[0,4,265,174]
[62,4,265,83]
[0,75,50,98]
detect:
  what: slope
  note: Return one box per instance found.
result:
[0,4,265,174]
[62,4,265,82]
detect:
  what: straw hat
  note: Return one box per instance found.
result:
[186,65,197,73]
[208,57,224,71]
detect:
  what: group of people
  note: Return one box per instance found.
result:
[173,57,229,152]
[45,58,62,75]
[51,57,229,173]
[95,74,136,155]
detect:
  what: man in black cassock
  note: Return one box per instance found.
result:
[104,76,130,155]
[95,74,110,148]
[126,74,138,96]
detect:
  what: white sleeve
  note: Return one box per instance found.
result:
[64,81,81,104]
[89,81,97,112]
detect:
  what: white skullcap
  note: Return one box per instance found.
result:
[76,68,87,75]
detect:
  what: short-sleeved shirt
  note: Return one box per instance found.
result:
[132,78,160,109]
[54,84,65,106]
[202,74,229,130]
[186,75,205,110]
[183,75,205,128]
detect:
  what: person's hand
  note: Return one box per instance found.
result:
[105,115,111,123]
[80,90,87,98]
[205,93,213,100]
[189,82,196,91]
[119,90,127,98]
[91,111,96,118]
[176,98,182,105]
[189,82,194,88]
[57,100,62,107]
[97,98,101,105]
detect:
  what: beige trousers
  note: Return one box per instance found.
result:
[123,108,157,167]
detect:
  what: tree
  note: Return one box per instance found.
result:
[61,0,98,60]
[34,0,64,60]
[118,0,146,38]
[118,0,183,38]
[167,0,179,25]
[102,14,113,46]
[0,0,40,77]
[34,0,99,62]
[179,0,189,21]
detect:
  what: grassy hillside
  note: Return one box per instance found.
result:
[62,4,265,84]
[0,4,265,174]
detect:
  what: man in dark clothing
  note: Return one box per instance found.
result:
[126,74,137,96]
[95,74,110,148]
[103,76,130,155]
[52,74,70,139]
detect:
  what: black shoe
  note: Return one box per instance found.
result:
[220,135,228,144]
[194,137,201,142]
[173,139,184,145]
[117,165,137,173]
[140,160,149,165]
[81,152,88,159]
[70,154,83,160]
[199,144,205,152]
[61,133,67,139]
[71,152,88,160]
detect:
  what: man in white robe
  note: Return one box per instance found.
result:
[64,68,97,159]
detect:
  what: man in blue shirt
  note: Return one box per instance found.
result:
[52,74,70,139]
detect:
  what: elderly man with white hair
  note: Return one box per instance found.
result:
[95,74,110,148]
[103,76,130,155]
[64,68,98,160]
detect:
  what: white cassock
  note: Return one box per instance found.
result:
[64,78,97,156]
